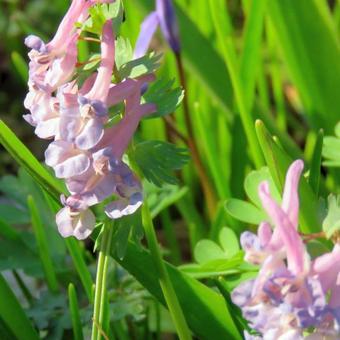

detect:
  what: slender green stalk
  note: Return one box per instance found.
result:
[27,195,58,293]
[91,221,114,340]
[142,202,192,340]
[68,283,84,340]
[208,0,264,169]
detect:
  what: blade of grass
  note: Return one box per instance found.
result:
[239,0,267,111]
[27,195,59,293]
[308,129,324,196]
[267,0,340,132]
[68,283,84,340]
[0,274,39,340]
[208,0,264,169]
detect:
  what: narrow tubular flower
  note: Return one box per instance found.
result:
[134,0,180,58]
[24,2,156,240]
[232,160,340,339]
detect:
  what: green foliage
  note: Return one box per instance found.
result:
[0,274,39,340]
[80,1,124,35]
[143,79,184,119]
[132,140,189,186]
[322,195,340,239]
[114,241,242,340]
[118,52,161,79]
[323,122,340,167]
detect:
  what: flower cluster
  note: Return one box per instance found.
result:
[231,160,340,339]
[24,0,157,240]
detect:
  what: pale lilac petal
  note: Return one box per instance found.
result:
[86,20,115,102]
[105,192,143,219]
[35,117,59,139]
[258,222,272,248]
[48,0,88,51]
[56,206,95,240]
[45,141,90,178]
[156,0,180,53]
[24,35,46,52]
[54,153,90,178]
[23,114,35,126]
[45,34,78,89]
[313,244,340,293]
[79,172,116,206]
[281,160,304,229]
[59,115,82,142]
[134,12,159,58]
[259,182,308,275]
[75,118,104,150]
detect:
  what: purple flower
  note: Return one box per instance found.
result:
[134,0,180,58]
[24,2,157,240]
[232,160,340,338]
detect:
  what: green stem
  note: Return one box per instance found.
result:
[91,222,114,340]
[208,0,264,169]
[142,202,192,340]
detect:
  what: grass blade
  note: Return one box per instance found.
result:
[0,274,39,340]
[27,195,59,293]
[68,283,84,340]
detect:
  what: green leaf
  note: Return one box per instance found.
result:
[132,140,189,187]
[225,199,266,225]
[146,183,188,218]
[80,1,123,35]
[113,242,242,340]
[82,53,101,71]
[323,133,340,167]
[194,240,227,264]
[179,257,244,280]
[0,274,39,340]
[115,36,133,69]
[119,52,161,79]
[244,167,280,209]
[218,227,240,257]
[255,120,320,233]
[267,0,340,133]
[322,194,340,239]
[142,79,184,119]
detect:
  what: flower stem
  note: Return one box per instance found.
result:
[142,202,192,340]
[175,52,217,217]
[91,221,114,340]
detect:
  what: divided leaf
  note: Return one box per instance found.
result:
[142,79,184,119]
[132,140,189,187]
[322,194,340,239]
[118,52,161,79]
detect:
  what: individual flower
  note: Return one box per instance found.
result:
[231,160,340,339]
[134,0,180,58]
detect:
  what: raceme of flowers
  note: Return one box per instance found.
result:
[231,160,340,339]
[24,0,157,240]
